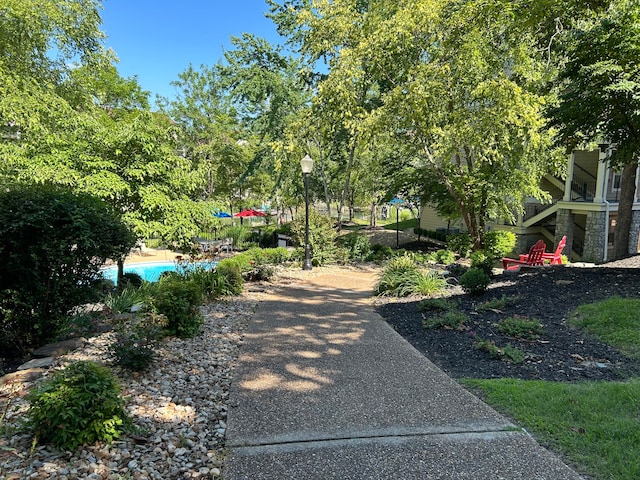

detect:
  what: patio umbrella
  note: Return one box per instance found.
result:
[234,208,268,218]
[212,210,232,218]
[234,208,268,225]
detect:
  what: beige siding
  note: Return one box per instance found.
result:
[419,205,466,232]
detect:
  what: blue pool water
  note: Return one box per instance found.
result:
[101,261,216,284]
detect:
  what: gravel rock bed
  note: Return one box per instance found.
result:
[1,295,257,480]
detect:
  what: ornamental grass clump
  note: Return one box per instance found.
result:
[103,287,145,314]
[26,361,130,450]
[375,256,447,297]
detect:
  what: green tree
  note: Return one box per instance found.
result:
[549,0,640,259]
[0,0,111,181]
[365,0,563,249]
[157,64,249,209]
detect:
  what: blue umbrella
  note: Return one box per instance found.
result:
[213,210,232,218]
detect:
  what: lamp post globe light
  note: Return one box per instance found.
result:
[301,154,314,270]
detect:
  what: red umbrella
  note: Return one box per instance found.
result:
[234,209,268,218]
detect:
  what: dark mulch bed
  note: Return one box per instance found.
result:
[377,266,640,382]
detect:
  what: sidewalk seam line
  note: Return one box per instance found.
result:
[230,425,519,449]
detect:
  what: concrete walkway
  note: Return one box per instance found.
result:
[224,268,584,479]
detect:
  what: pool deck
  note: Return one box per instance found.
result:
[125,248,182,264]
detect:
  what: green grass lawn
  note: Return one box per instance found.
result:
[381,217,418,231]
[465,297,640,480]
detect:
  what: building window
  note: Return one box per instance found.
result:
[613,173,622,190]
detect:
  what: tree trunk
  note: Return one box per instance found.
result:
[337,140,358,231]
[369,204,377,227]
[613,161,638,260]
[117,258,124,284]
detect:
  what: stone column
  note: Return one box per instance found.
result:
[555,208,574,259]
[629,210,640,255]
[583,210,607,263]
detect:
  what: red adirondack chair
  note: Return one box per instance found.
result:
[502,239,546,271]
[518,235,566,265]
[543,235,567,265]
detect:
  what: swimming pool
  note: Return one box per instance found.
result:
[100,260,216,284]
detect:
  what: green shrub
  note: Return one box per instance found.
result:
[290,209,338,266]
[469,250,495,275]
[214,263,244,296]
[0,184,136,355]
[26,361,130,450]
[399,209,413,222]
[459,267,490,295]
[339,233,372,261]
[152,277,203,338]
[434,249,456,265]
[110,314,166,371]
[244,247,267,265]
[262,247,292,264]
[483,230,516,259]
[244,264,275,282]
[369,244,394,261]
[447,233,473,257]
[446,263,468,277]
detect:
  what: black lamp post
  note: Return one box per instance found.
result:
[301,154,314,270]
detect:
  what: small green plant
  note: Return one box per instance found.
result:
[475,295,520,312]
[497,315,544,340]
[459,267,491,295]
[110,314,167,371]
[473,336,526,364]
[418,297,458,312]
[434,249,456,265]
[423,311,469,330]
[26,361,130,450]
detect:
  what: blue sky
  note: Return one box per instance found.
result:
[100,0,284,101]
